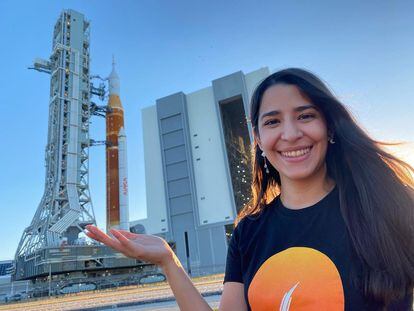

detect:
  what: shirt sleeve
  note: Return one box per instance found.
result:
[223,224,243,284]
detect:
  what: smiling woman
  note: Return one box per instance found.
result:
[228,68,414,310]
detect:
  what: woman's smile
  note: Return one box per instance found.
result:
[277,145,313,163]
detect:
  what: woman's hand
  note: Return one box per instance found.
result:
[85,225,214,311]
[85,225,175,268]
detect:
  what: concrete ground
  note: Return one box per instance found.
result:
[100,294,221,311]
[0,274,224,311]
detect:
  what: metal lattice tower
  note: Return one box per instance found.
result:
[15,10,96,270]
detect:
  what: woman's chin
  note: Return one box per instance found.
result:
[279,166,321,182]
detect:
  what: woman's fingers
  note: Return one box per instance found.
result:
[85,226,148,259]
[86,226,173,266]
[85,225,105,236]
[110,229,131,243]
[84,226,104,242]
[85,226,141,259]
[84,230,99,241]
[85,225,124,251]
[85,225,108,242]
[116,230,139,239]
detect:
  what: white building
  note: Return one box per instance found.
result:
[132,68,270,275]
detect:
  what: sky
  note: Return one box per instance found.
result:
[0,0,413,260]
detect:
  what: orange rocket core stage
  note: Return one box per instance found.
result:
[106,94,124,231]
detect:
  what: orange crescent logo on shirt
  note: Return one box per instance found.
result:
[248,247,344,310]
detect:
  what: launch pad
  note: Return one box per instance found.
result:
[14,244,163,298]
[14,244,151,281]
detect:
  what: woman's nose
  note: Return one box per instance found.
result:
[280,121,303,141]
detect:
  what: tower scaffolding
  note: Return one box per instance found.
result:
[13,10,159,291]
[17,10,94,258]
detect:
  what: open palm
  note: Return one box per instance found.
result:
[85,225,174,267]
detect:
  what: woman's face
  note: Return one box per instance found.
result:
[256,84,329,183]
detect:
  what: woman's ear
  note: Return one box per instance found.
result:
[253,129,262,151]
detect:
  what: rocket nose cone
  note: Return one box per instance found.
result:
[108,56,120,96]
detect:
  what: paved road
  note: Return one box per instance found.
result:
[101,294,221,310]
[0,276,224,310]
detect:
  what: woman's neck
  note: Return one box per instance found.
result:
[279,165,335,210]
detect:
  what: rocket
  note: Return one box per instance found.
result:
[106,57,129,232]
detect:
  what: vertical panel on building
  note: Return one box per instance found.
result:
[212,72,252,216]
[244,67,270,104]
[186,88,234,225]
[140,106,168,234]
[156,93,200,273]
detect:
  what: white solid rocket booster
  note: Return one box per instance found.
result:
[118,127,129,231]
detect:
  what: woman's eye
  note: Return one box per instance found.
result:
[264,119,280,126]
[298,113,315,121]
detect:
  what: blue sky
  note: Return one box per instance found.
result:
[0,0,413,260]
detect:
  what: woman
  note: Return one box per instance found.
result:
[86,68,414,310]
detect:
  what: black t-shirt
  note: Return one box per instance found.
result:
[224,187,413,310]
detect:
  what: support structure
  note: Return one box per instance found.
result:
[15,10,95,270]
[13,10,152,286]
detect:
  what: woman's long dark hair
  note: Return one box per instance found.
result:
[239,68,414,305]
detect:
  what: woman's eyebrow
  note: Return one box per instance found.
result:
[260,110,280,121]
[294,104,316,112]
[260,104,316,121]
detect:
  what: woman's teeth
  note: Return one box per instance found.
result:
[280,147,311,158]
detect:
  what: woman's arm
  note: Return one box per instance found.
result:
[161,255,212,310]
[220,282,248,311]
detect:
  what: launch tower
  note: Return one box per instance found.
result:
[15,10,95,274]
[13,10,157,289]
